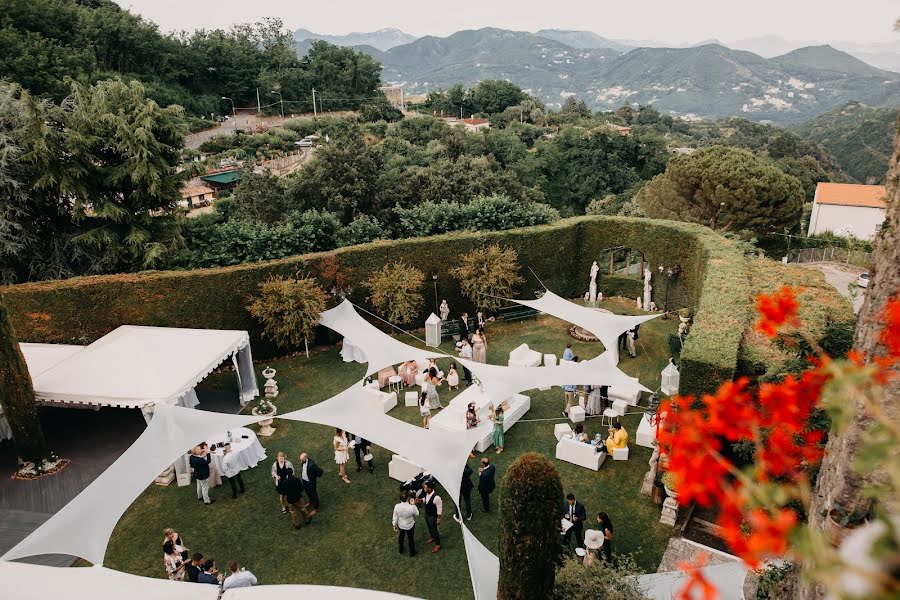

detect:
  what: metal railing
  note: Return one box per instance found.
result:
[785,247,873,268]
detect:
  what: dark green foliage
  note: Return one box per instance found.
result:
[0,294,49,463]
[498,452,563,600]
[553,555,650,600]
[359,96,404,123]
[229,171,292,223]
[820,321,855,358]
[392,196,559,238]
[755,562,797,599]
[1,217,751,396]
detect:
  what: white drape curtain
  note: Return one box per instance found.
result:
[233,344,260,406]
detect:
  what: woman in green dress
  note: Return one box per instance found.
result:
[491,406,505,454]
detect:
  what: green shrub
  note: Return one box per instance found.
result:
[365,261,425,325]
[552,555,650,600]
[499,452,564,600]
[451,244,525,311]
[246,275,326,351]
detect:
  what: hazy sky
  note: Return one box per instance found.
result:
[114,0,898,44]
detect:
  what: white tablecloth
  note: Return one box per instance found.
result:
[209,427,267,478]
[340,338,366,363]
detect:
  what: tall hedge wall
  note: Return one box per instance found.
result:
[0,216,750,395]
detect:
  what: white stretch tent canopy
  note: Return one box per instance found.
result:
[23,325,259,413]
[508,290,661,362]
[320,300,444,377]
[223,584,424,600]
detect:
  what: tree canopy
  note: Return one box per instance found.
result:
[637,146,805,233]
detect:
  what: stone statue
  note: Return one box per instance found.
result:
[678,321,689,338]
[643,267,652,311]
[588,261,599,303]
[439,300,450,322]
[637,297,643,310]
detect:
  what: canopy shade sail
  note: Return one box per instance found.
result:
[24,325,258,409]
[222,584,425,600]
[320,300,445,377]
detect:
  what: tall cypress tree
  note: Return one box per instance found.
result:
[498,452,564,600]
[0,294,49,464]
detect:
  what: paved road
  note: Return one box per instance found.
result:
[802,263,866,314]
[185,113,255,150]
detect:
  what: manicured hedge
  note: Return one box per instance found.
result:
[0,216,751,395]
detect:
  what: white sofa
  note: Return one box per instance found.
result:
[555,437,606,471]
[362,387,397,413]
[508,343,542,367]
[388,455,424,482]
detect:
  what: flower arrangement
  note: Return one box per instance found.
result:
[662,286,900,599]
[255,397,275,415]
[13,451,70,480]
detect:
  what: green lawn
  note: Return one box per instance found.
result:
[104,299,677,599]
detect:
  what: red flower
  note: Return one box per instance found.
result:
[881,297,900,359]
[676,552,718,600]
[755,286,801,338]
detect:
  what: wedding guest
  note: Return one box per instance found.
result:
[333,428,351,484]
[562,493,587,551]
[618,331,627,351]
[281,468,312,529]
[478,457,496,513]
[562,343,575,362]
[299,452,323,514]
[185,552,204,583]
[458,340,474,385]
[418,481,443,553]
[392,490,419,557]
[271,451,294,513]
[447,363,460,389]
[350,432,374,473]
[197,560,219,585]
[163,540,185,581]
[472,328,487,363]
[476,310,487,330]
[597,512,614,562]
[491,406,505,454]
[466,402,479,458]
[190,445,214,505]
[426,367,442,410]
[626,329,637,358]
[201,442,222,489]
[583,529,604,566]
[222,561,257,590]
[459,312,470,341]
[586,385,603,416]
[563,381,577,418]
[605,420,628,454]
[454,464,474,522]
[427,357,438,372]
[163,528,187,561]
[222,445,246,500]
[420,391,431,429]
[572,423,589,443]
[400,360,419,387]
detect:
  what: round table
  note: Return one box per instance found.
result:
[209,427,267,485]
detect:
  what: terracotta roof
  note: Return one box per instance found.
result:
[815,183,886,208]
[461,118,490,125]
[181,185,214,198]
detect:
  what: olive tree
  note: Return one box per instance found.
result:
[246,275,326,357]
[450,244,524,311]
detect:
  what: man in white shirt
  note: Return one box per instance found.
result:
[418,481,443,553]
[392,490,419,557]
[221,561,257,590]
[458,339,473,385]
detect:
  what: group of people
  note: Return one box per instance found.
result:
[617,324,641,359]
[162,528,257,590]
[571,420,629,455]
[189,442,245,505]
[561,494,614,564]
[270,450,325,529]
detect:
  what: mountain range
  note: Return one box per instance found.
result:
[293,27,900,123]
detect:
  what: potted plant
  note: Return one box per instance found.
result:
[678,308,692,324]
[251,397,277,436]
[661,471,678,499]
[823,503,870,547]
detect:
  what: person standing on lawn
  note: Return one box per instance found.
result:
[454,463,474,523]
[190,445,214,505]
[281,468,312,529]
[271,451,293,513]
[418,481,443,553]
[562,493,587,551]
[478,457,496,513]
[392,490,419,557]
[299,452,323,515]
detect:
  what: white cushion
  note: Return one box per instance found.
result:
[611,399,628,417]
[555,437,604,471]
[612,447,630,461]
[362,387,397,413]
[388,455,423,482]
[404,391,419,407]
[543,354,558,366]
[508,343,542,367]
[568,405,586,423]
[554,423,573,441]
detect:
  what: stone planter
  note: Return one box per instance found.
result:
[663,485,678,500]
[824,509,867,547]
[252,405,277,436]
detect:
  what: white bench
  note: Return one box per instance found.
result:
[362,387,397,413]
[388,455,424,482]
[508,343,542,367]
[555,437,605,471]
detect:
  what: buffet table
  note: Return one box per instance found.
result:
[208,427,267,484]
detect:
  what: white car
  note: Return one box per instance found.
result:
[857,272,869,288]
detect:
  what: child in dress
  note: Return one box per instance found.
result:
[447,363,460,389]
[419,391,431,429]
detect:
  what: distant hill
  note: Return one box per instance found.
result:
[293,27,416,51]
[771,45,892,78]
[792,102,899,184]
[535,29,633,52]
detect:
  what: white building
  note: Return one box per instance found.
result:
[807,182,886,241]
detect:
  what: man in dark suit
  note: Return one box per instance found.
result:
[478,457,496,513]
[299,452,323,515]
[281,468,312,529]
[459,312,470,341]
[197,559,219,584]
[562,493,587,551]
[190,445,214,505]
[349,432,374,473]
[454,463,474,522]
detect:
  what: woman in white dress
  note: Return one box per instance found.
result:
[447,363,460,389]
[333,428,351,484]
[472,328,487,363]
[586,385,604,416]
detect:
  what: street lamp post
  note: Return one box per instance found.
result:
[431,274,439,314]
[221,96,236,129]
[270,90,284,119]
[658,264,682,320]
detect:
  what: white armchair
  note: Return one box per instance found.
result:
[508,343,542,367]
[362,387,397,413]
[555,437,606,471]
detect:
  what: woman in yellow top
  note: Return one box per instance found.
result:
[605,421,628,454]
